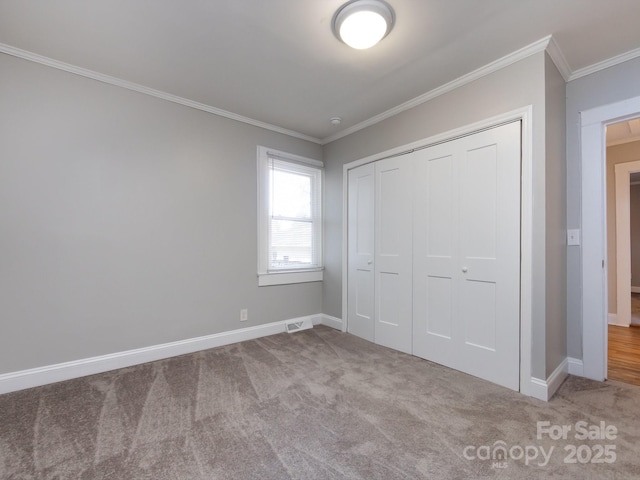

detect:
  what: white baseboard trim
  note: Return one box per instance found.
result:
[317,314,343,330]
[0,314,336,395]
[529,377,548,401]
[546,359,569,400]
[567,357,584,377]
[529,358,569,401]
[608,313,630,327]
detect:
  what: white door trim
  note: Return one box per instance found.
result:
[341,105,534,395]
[580,95,640,381]
[615,160,640,327]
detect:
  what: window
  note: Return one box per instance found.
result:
[257,146,323,286]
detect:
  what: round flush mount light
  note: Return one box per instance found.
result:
[330,116,342,125]
[332,0,395,50]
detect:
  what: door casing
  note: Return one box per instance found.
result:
[580,95,640,381]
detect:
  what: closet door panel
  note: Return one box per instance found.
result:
[374,158,412,354]
[413,145,460,366]
[347,163,375,342]
[425,276,453,339]
[461,280,497,351]
[457,122,521,390]
[413,122,521,391]
[460,143,497,259]
[459,123,520,390]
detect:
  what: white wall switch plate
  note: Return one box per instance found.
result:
[567,229,580,246]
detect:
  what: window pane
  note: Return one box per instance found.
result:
[258,148,323,277]
[272,169,311,219]
[269,219,313,269]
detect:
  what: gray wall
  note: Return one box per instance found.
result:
[544,53,567,377]
[566,56,640,360]
[323,52,551,379]
[605,141,640,312]
[0,53,322,374]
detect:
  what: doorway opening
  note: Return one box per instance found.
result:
[580,94,640,382]
[606,118,640,386]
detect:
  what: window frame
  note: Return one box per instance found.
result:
[257,146,323,286]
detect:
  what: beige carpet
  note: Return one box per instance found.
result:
[1,326,639,479]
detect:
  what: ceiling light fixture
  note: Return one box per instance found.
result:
[332,0,395,50]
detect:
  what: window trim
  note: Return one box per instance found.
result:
[257,146,324,286]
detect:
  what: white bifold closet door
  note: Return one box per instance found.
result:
[412,121,521,390]
[347,121,520,390]
[347,158,413,354]
[347,163,375,342]
[374,157,413,354]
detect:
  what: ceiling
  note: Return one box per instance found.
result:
[607,118,640,147]
[2,0,640,142]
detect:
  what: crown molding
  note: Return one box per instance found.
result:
[0,43,323,145]
[322,39,640,144]
[570,46,640,82]
[545,36,572,81]
[321,36,553,144]
[5,37,640,147]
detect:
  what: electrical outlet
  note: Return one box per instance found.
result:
[240,309,248,322]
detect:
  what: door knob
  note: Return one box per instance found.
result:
[462,266,468,273]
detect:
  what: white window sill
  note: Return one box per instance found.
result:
[258,270,323,286]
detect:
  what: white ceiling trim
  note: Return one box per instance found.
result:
[569,46,640,82]
[0,42,323,145]
[3,35,640,147]
[606,135,640,147]
[545,36,572,81]
[321,36,553,144]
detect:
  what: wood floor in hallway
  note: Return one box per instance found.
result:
[608,323,640,386]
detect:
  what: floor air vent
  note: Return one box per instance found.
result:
[285,318,314,333]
